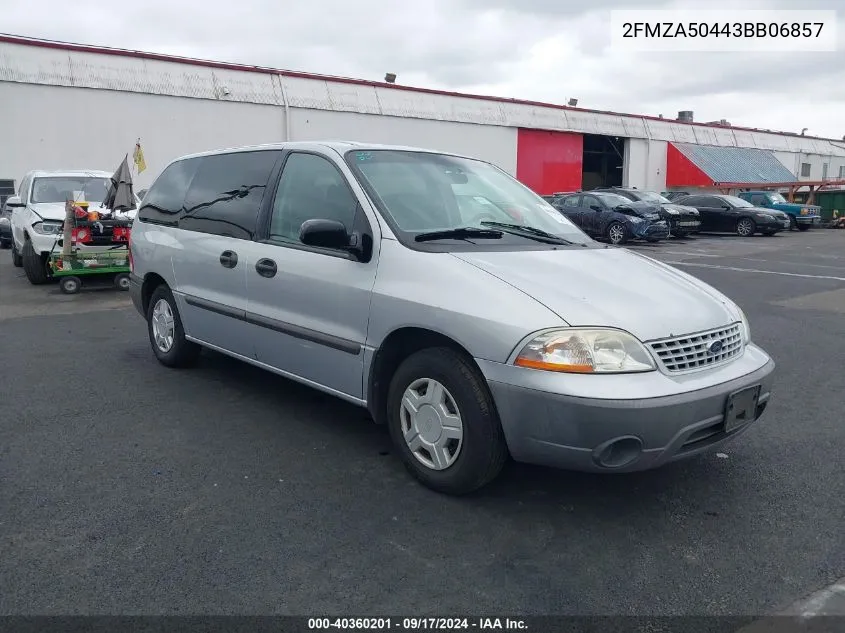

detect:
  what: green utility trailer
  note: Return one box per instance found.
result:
[48,249,131,295]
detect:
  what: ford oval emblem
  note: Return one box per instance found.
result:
[708,340,724,355]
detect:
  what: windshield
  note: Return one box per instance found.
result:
[635,190,672,204]
[767,193,787,203]
[722,195,754,208]
[31,177,111,204]
[345,150,591,246]
[592,192,632,207]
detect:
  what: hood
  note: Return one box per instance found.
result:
[662,203,700,216]
[749,206,789,218]
[622,200,662,217]
[29,202,137,222]
[450,247,739,342]
[29,203,71,221]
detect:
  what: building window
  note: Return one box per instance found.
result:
[801,163,811,178]
[822,163,829,180]
[839,165,845,179]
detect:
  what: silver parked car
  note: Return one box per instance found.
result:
[129,142,775,495]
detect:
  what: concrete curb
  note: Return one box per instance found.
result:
[738,577,845,632]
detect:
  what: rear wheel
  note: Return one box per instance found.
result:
[736,218,756,237]
[606,221,628,245]
[146,284,201,368]
[22,239,49,284]
[11,242,23,267]
[386,347,508,495]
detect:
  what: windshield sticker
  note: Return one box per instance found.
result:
[355,152,373,161]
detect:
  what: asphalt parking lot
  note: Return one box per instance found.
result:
[1,230,844,618]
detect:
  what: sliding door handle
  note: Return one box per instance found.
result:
[255,258,277,278]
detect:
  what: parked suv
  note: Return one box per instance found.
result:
[130,142,775,495]
[7,170,133,284]
[0,198,13,249]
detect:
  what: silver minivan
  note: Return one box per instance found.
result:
[129,142,775,494]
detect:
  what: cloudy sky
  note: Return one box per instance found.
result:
[4,0,843,138]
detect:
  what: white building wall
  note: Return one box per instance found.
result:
[623,138,667,191]
[0,82,285,189]
[290,108,517,174]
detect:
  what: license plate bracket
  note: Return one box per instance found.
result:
[724,385,761,433]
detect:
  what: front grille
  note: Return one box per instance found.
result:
[648,323,744,373]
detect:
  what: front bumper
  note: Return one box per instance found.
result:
[668,217,701,234]
[796,215,821,225]
[477,343,775,473]
[633,220,670,240]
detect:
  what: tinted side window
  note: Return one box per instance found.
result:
[582,195,600,208]
[269,152,360,244]
[562,196,580,207]
[139,159,200,225]
[180,151,280,240]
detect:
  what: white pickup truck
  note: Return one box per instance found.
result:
[7,170,138,284]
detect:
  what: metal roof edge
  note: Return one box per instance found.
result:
[2,32,842,145]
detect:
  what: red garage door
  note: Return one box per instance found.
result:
[516,129,583,195]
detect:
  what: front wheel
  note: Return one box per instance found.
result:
[22,240,49,284]
[797,224,811,232]
[386,347,508,495]
[736,218,756,237]
[59,276,82,295]
[146,285,201,368]
[606,221,628,245]
[114,273,131,291]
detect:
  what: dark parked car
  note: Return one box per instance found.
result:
[663,191,691,201]
[0,199,13,249]
[679,194,791,236]
[551,191,669,244]
[595,187,701,237]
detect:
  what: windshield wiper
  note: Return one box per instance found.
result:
[414,227,504,242]
[480,221,576,245]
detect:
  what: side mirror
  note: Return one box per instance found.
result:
[299,218,372,262]
[5,196,23,208]
[722,205,732,210]
[300,218,350,250]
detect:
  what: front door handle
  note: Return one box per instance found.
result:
[219,250,238,268]
[255,258,277,278]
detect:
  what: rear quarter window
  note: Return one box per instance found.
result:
[138,159,201,226]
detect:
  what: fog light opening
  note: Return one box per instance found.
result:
[594,436,643,469]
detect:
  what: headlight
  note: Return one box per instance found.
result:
[736,306,751,343]
[0,216,9,226]
[665,208,679,215]
[629,216,643,223]
[514,328,656,374]
[31,221,63,235]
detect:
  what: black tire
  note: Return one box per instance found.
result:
[114,273,131,291]
[606,221,628,245]
[22,239,49,284]
[736,217,756,237]
[11,242,23,267]
[386,347,508,495]
[761,230,777,236]
[59,276,82,295]
[797,224,811,232]
[146,284,201,368]
[789,216,798,231]
[0,239,10,250]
